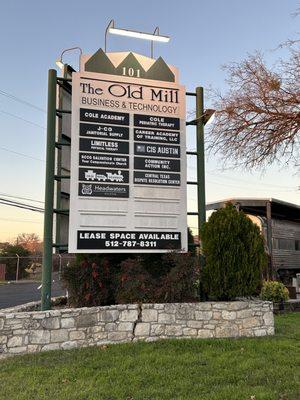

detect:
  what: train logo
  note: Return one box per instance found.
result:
[84,169,124,183]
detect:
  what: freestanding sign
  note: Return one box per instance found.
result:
[68,50,187,252]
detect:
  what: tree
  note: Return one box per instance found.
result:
[15,233,42,254]
[1,244,30,280]
[209,43,300,168]
[200,204,267,300]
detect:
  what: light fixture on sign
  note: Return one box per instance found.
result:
[186,109,216,127]
[109,26,169,42]
[55,46,83,70]
[203,109,216,125]
[105,19,170,57]
[55,60,64,69]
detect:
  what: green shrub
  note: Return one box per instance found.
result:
[260,280,289,302]
[201,203,267,300]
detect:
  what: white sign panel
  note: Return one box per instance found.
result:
[69,53,187,253]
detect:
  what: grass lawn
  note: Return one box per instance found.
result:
[0,313,299,400]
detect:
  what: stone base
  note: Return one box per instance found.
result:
[0,300,274,358]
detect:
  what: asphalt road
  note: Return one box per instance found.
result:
[0,277,65,309]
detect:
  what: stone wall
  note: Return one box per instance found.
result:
[0,300,274,358]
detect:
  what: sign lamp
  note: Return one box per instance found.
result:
[55,46,83,69]
[105,19,170,57]
[186,109,216,126]
[203,109,216,125]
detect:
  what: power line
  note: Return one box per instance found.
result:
[187,179,296,192]
[204,179,297,192]
[0,146,45,162]
[186,149,296,190]
[0,202,43,213]
[0,217,42,224]
[0,197,44,211]
[0,198,44,213]
[186,164,296,190]
[0,201,43,213]
[0,193,44,204]
[0,109,45,130]
[0,89,46,113]
[207,171,295,190]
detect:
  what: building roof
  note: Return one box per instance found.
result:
[206,198,300,222]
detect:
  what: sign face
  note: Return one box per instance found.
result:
[133,171,181,186]
[80,123,129,140]
[79,153,129,168]
[79,137,129,154]
[134,142,180,158]
[80,108,130,125]
[79,167,129,183]
[78,182,129,198]
[134,128,180,144]
[69,50,187,253]
[134,114,180,130]
[77,231,181,250]
[134,157,180,172]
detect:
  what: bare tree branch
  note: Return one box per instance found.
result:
[208,49,300,169]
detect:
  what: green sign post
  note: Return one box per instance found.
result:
[41,69,57,310]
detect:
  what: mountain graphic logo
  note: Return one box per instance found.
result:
[84,48,175,83]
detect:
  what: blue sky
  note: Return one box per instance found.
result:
[0,0,299,241]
